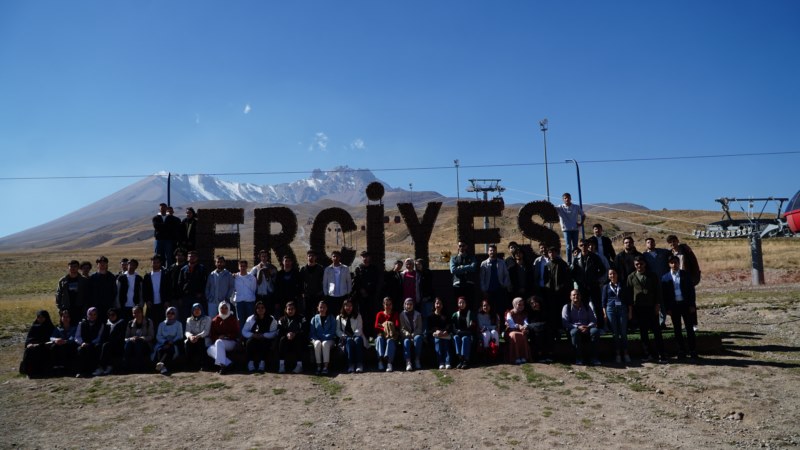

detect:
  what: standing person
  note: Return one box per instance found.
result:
[480,244,511,314]
[570,239,606,329]
[627,256,666,363]
[143,254,170,326]
[588,224,616,268]
[124,305,155,373]
[428,298,452,370]
[152,306,183,376]
[89,256,117,323]
[505,241,520,272]
[165,206,182,267]
[49,309,78,375]
[400,258,418,311]
[556,193,585,264]
[562,290,602,366]
[662,256,699,359]
[152,203,174,268]
[545,247,572,340]
[322,250,351,316]
[531,243,550,298]
[667,235,702,331]
[398,298,424,371]
[168,249,187,305]
[505,297,531,365]
[643,237,672,328]
[450,242,478,310]
[207,302,240,374]
[351,251,381,332]
[451,296,476,369]
[80,262,92,279]
[336,298,367,373]
[602,269,631,364]
[75,308,105,377]
[275,255,303,313]
[233,259,258,328]
[116,259,143,322]
[184,303,212,371]
[177,250,207,322]
[118,258,129,276]
[415,258,435,330]
[204,256,234,321]
[374,297,400,372]
[181,207,198,252]
[20,310,55,377]
[614,236,642,286]
[56,260,89,323]
[508,249,530,304]
[299,250,325,320]
[381,260,404,312]
[251,250,278,316]
[93,308,126,376]
[242,301,278,373]
[309,300,337,375]
[277,301,308,374]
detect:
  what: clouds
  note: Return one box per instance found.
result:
[349,138,366,151]
[243,103,252,114]
[304,133,367,152]
[309,132,329,152]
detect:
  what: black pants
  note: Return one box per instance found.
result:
[672,302,697,355]
[185,339,208,369]
[246,337,272,363]
[278,336,305,366]
[77,344,100,375]
[635,304,664,358]
[99,340,124,368]
[155,341,184,370]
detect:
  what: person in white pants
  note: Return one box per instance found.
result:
[206,302,241,374]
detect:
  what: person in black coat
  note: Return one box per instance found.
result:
[661,256,698,359]
[20,310,55,377]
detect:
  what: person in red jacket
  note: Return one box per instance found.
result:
[374,297,400,372]
[207,302,240,374]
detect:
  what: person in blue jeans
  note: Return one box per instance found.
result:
[562,290,602,365]
[556,193,585,264]
[335,299,366,373]
[399,298,424,371]
[601,269,631,364]
[451,296,476,369]
[374,297,399,372]
[428,298,452,369]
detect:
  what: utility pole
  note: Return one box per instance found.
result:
[454,160,460,201]
[409,183,413,204]
[466,179,505,254]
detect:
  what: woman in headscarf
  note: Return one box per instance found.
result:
[75,307,104,377]
[207,302,240,374]
[20,310,55,377]
[505,297,531,365]
[242,301,278,373]
[93,308,126,376]
[153,306,184,375]
[399,297,424,371]
[124,305,155,373]
[184,303,211,371]
[50,309,78,375]
[336,298,367,374]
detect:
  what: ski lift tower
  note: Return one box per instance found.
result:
[466,179,505,254]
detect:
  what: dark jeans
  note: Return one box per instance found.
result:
[635,304,664,358]
[671,302,697,355]
[124,339,152,372]
[526,321,553,358]
[184,339,208,369]
[77,343,100,375]
[569,327,602,361]
[278,336,305,366]
[155,341,184,370]
[246,337,272,363]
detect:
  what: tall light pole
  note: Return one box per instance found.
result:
[454,159,460,201]
[409,183,414,203]
[539,119,551,204]
[565,159,585,239]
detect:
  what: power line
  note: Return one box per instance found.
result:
[1,150,797,181]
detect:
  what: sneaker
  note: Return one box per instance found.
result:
[92,368,104,377]
[575,359,584,366]
[348,364,355,374]
[293,362,303,374]
[356,364,364,373]
[406,362,413,372]
[155,362,165,372]
[658,356,669,364]
[541,357,554,364]
[460,362,469,370]
[279,361,286,374]
[415,359,422,370]
[247,361,256,372]
[591,359,601,366]
[102,366,113,375]
[321,367,329,375]
[378,361,385,371]
[316,365,322,375]
[439,364,445,370]
[386,363,393,372]
[160,367,169,375]
[258,361,266,373]
[624,353,631,363]
[445,364,452,370]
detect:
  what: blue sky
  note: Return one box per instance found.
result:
[1,0,798,238]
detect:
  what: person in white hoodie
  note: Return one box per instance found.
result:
[184,303,211,371]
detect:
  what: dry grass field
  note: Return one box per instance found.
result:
[1,207,799,449]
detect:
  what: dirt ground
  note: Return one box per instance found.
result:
[2,276,799,449]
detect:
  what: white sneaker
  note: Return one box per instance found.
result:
[415,359,422,370]
[279,360,286,374]
[406,362,413,372]
[355,364,363,373]
[293,362,303,374]
[247,361,256,372]
[378,361,385,371]
[439,364,445,370]
[258,361,266,372]
[386,363,393,372]
[445,364,452,370]
[92,368,104,377]
[155,362,164,372]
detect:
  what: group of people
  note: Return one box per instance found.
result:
[21,198,704,378]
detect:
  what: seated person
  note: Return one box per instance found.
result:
[505,297,531,365]
[336,298,367,374]
[427,298,452,370]
[50,309,78,375]
[242,301,278,373]
[93,308,127,376]
[152,306,184,375]
[309,300,337,375]
[76,307,105,377]
[562,289,602,366]
[526,296,553,363]
[20,310,55,378]
[374,297,400,372]
[450,296,476,369]
[207,302,241,374]
[477,299,502,362]
[184,303,212,371]
[277,301,307,374]
[398,297,424,371]
[124,305,155,373]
